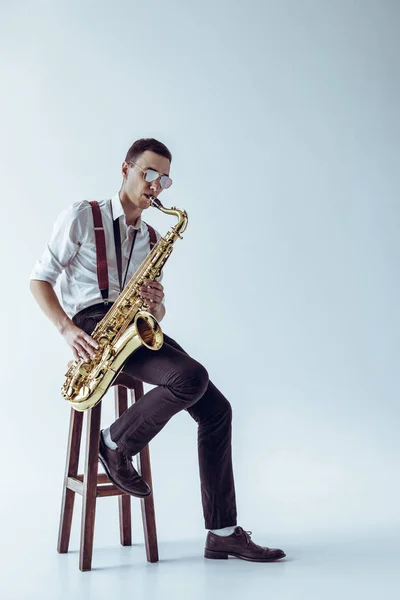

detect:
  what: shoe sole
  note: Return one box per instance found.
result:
[204,548,286,561]
[98,450,152,499]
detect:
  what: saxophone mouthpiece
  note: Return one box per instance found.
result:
[145,194,162,209]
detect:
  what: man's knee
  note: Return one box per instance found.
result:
[223,398,233,421]
[170,361,209,402]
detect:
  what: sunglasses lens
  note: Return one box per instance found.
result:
[144,169,172,189]
[160,176,172,189]
[144,169,159,183]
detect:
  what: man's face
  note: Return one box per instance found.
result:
[122,150,171,209]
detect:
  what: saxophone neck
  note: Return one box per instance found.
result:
[147,195,188,236]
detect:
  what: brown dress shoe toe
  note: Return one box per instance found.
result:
[205,526,286,562]
[98,431,151,498]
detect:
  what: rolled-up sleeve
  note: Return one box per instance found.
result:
[30,202,86,287]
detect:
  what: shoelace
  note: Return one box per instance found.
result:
[245,530,253,545]
[236,527,253,545]
[235,527,275,552]
[116,454,132,472]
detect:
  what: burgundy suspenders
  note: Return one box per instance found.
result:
[90,201,110,304]
[146,222,157,247]
[89,200,157,305]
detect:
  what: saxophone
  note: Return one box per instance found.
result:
[61,195,188,412]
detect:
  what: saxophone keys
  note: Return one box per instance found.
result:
[78,364,90,376]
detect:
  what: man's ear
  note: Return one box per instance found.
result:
[121,161,129,179]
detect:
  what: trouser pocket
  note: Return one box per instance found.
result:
[72,303,110,335]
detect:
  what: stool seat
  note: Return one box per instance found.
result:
[57,380,158,571]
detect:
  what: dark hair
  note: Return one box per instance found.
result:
[125,138,172,164]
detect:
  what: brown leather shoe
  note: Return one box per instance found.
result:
[98,430,151,498]
[204,527,286,562]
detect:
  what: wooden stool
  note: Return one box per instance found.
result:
[57,380,158,571]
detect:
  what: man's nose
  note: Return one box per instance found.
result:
[149,178,162,194]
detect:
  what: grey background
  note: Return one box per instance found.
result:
[0,0,399,597]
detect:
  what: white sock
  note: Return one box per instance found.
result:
[210,526,236,536]
[102,427,118,450]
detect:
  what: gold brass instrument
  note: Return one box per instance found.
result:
[61,195,188,412]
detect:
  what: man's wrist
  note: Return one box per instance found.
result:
[149,302,165,322]
[57,313,73,335]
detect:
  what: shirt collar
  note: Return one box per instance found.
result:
[111,193,144,231]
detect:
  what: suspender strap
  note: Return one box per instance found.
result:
[90,201,158,303]
[89,201,109,305]
[144,222,157,248]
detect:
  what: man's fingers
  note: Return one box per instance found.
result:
[76,344,90,361]
[80,338,98,357]
[142,281,163,292]
[140,281,164,306]
[83,333,99,350]
[146,280,162,288]
[68,327,98,361]
[73,333,97,359]
[141,289,163,302]
[147,292,163,302]
[74,331,98,354]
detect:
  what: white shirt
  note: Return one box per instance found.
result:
[30,193,165,318]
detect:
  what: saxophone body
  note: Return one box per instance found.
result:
[61,196,188,412]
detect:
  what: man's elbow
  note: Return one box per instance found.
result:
[29,278,52,295]
[30,279,38,294]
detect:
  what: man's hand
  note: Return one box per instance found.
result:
[140,280,164,309]
[61,320,99,362]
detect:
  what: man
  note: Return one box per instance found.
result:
[30,138,286,562]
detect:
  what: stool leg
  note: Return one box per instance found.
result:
[131,383,159,563]
[114,385,132,546]
[58,407,84,554]
[80,401,102,572]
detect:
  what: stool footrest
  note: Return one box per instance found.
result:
[96,484,128,498]
[67,476,126,497]
[66,477,83,495]
[75,473,110,484]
